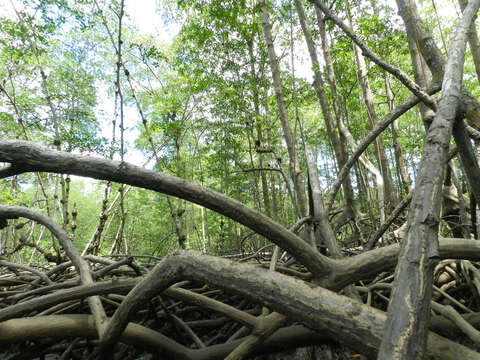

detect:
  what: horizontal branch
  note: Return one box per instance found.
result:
[0,278,139,322]
[230,167,282,174]
[0,259,53,285]
[333,238,480,288]
[0,314,337,359]
[2,142,479,290]
[0,205,108,339]
[0,314,190,358]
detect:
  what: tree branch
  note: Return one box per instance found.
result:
[308,0,437,109]
[378,0,480,356]
[98,250,480,359]
[0,140,334,280]
[325,84,441,210]
[0,205,108,340]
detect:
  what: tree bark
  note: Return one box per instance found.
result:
[0,205,108,341]
[0,140,332,281]
[395,0,480,129]
[346,0,396,212]
[325,84,441,210]
[308,0,436,110]
[378,0,480,357]
[98,250,480,359]
[259,0,308,217]
[459,0,480,82]
[404,11,436,128]
[247,38,271,218]
[452,119,480,204]
[305,146,340,257]
[314,5,356,218]
[385,75,412,193]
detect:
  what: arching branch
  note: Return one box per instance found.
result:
[0,205,108,340]
[0,140,333,280]
[307,0,437,109]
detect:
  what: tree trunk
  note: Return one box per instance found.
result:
[259,0,308,217]
[346,0,396,212]
[378,0,480,357]
[310,4,356,219]
[405,21,436,127]
[459,0,480,82]
[247,38,271,218]
[305,146,340,257]
[385,74,412,193]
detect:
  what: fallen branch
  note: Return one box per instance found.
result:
[98,250,480,359]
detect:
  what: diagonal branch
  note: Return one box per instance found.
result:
[0,205,108,341]
[307,0,437,109]
[325,84,441,210]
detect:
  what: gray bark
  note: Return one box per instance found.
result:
[459,0,480,82]
[98,250,480,359]
[314,5,356,217]
[0,205,108,340]
[325,85,441,210]
[395,0,480,129]
[305,146,340,258]
[452,119,480,204]
[0,140,331,280]
[385,75,412,193]
[259,0,308,217]
[378,0,480,358]
[346,0,396,212]
[308,0,436,110]
[5,142,480,292]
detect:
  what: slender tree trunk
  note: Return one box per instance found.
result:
[199,205,207,254]
[385,75,412,193]
[459,0,480,82]
[247,39,271,217]
[346,0,395,211]
[337,109,386,224]
[405,26,436,127]
[174,139,186,249]
[305,146,340,257]
[197,160,207,254]
[459,0,480,240]
[265,104,279,223]
[476,140,480,237]
[397,0,480,205]
[259,0,308,217]
[297,3,356,220]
